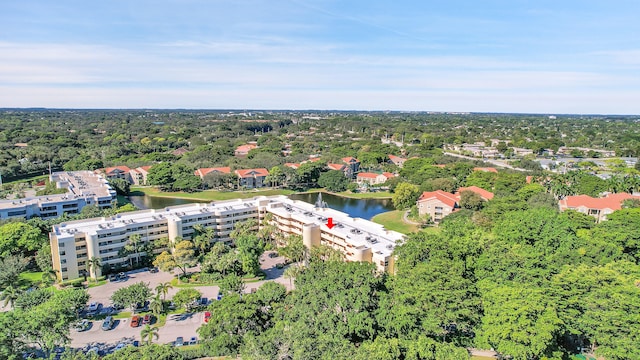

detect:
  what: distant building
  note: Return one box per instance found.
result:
[284,163,300,170]
[356,172,395,186]
[130,166,152,185]
[473,167,498,173]
[341,157,360,179]
[99,166,132,183]
[417,186,494,223]
[559,193,640,222]
[0,171,115,220]
[388,155,407,167]
[194,167,232,179]
[234,143,258,157]
[235,168,269,188]
[171,147,189,156]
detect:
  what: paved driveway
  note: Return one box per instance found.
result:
[70,251,293,350]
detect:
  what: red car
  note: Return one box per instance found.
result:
[130,315,141,327]
[142,314,152,325]
[204,311,211,323]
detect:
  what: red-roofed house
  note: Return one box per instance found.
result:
[235,168,269,188]
[559,193,640,222]
[327,163,346,171]
[284,163,300,170]
[388,155,407,167]
[101,166,132,182]
[417,191,460,223]
[130,166,152,185]
[341,157,360,179]
[473,167,498,173]
[357,172,396,186]
[234,143,258,157]
[456,186,495,200]
[194,167,231,179]
[417,186,494,223]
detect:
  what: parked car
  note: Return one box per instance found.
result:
[75,319,90,332]
[189,337,198,345]
[268,252,277,258]
[200,297,208,306]
[276,263,284,269]
[142,314,152,325]
[216,294,223,301]
[204,311,211,323]
[108,274,117,282]
[149,267,159,273]
[101,316,114,331]
[87,302,100,312]
[114,343,128,351]
[130,315,141,327]
[175,337,184,347]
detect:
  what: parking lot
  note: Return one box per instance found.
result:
[69,250,293,352]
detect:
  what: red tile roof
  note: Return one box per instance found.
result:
[327,163,346,171]
[382,172,395,179]
[284,163,300,169]
[418,190,459,208]
[560,193,640,211]
[457,186,494,200]
[139,165,152,172]
[342,157,359,163]
[195,167,231,177]
[357,172,379,179]
[235,168,269,178]
[235,144,258,154]
[104,166,131,175]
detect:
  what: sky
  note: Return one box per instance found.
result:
[1,0,639,114]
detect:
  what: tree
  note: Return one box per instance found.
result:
[0,255,28,289]
[150,294,164,316]
[111,282,152,309]
[140,325,160,345]
[172,288,201,310]
[109,178,130,196]
[219,273,245,295]
[318,170,349,192]
[153,240,196,276]
[459,190,484,210]
[0,222,46,257]
[155,282,172,301]
[35,244,53,272]
[392,182,420,210]
[283,264,303,288]
[279,234,305,263]
[86,257,102,279]
[265,166,285,188]
[0,285,21,308]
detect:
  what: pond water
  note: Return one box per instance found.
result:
[129,192,394,220]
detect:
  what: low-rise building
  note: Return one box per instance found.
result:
[100,166,132,183]
[388,155,407,167]
[0,171,116,220]
[194,167,232,179]
[417,186,494,223]
[234,143,258,157]
[473,167,498,173]
[559,192,640,222]
[130,166,152,185]
[342,157,360,179]
[235,168,269,188]
[356,172,395,186]
[49,196,404,280]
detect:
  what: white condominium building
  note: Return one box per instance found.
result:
[0,171,116,220]
[49,196,404,281]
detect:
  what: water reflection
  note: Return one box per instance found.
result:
[129,192,394,220]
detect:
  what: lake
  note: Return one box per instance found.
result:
[128,192,394,220]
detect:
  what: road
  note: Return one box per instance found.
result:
[69,250,292,352]
[443,152,528,172]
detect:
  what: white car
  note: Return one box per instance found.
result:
[76,319,90,332]
[87,302,99,312]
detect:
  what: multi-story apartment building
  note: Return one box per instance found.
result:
[49,196,404,280]
[0,171,115,220]
[559,192,640,223]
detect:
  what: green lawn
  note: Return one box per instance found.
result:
[371,210,419,234]
[19,271,45,284]
[130,186,294,201]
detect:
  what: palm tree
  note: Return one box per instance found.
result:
[86,257,102,280]
[1,285,21,308]
[41,269,57,287]
[155,282,172,301]
[128,234,142,266]
[150,294,164,316]
[283,265,302,289]
[140,325,159,345]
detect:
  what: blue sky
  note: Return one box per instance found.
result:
[1,0,639,113]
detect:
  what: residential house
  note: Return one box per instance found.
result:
[473,167,498,173]
[417,186,494,223]
[284,163,300,170]
[171,147,189,156]
[388,155,407,167]
[559,192,640,222]
[356,172,396,186]
[194,167,232,179]
[234,143,258,157]
[235,168,269,188]
[130,166,152,185]
[342,157,360,179]
[100,166,132,183]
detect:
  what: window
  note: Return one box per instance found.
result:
[61,267,68,272]
[61,259,67,264]
[60,251,66,256]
